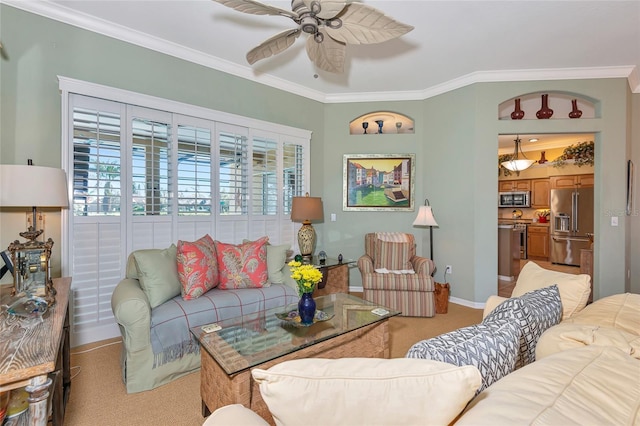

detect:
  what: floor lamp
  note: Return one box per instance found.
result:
[412,198,438,261]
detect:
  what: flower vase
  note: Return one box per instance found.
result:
[536,94,554,119]
[510,98,525,120]
[298,292,316,325]
[568,99,582,119]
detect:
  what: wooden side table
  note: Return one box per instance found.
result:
[0,277,71,425]
[314,263,350,296]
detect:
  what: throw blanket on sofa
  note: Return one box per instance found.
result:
[150,285,298,367]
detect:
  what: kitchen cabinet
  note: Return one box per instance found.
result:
[528,225,550,260]
[499,180,530,192]
[550,174,594,189]
[530,178,550,208]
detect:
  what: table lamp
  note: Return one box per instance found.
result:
[0,162,69,304]
[290,193,323,263]
[412,198,438,261]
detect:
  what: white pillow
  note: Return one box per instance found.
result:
[252,358,481,426]
[513,261,591,320]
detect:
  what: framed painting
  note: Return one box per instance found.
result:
[343,154,415,211]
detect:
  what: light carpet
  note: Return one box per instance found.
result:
[64,302,482,426]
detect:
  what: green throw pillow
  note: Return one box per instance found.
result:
[132,244,181,308]
[266,244,291,284]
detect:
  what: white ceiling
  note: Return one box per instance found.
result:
[6,0,639,105]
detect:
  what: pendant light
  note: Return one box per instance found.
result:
[501,136,535,174]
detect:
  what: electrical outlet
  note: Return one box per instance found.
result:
[445,265,452,274]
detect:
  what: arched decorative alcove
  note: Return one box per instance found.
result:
[498,92,598,120]
[349,111,415,135]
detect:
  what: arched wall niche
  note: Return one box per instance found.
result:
[498,91,599,120]
[349,111,415,135]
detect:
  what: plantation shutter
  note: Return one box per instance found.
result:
[68,95,125,343]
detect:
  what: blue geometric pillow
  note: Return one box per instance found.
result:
[406,318,521,393]
[483,284,562,368]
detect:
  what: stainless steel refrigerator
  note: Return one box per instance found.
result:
[550,186,594,266]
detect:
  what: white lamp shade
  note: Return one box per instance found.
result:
[413,205,438,227]
[501,159,535,172]
[0,165,69,208]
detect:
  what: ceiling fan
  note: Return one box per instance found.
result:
[212,0,414,73]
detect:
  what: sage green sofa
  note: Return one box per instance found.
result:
[111,245,298,393]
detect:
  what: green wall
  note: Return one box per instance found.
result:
[2,5,637,302]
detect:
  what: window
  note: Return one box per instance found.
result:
[131,118,171,216]
[176,125,212,215]
[252,136,278,215]
[61,78,311,346]
[72,107,122,216]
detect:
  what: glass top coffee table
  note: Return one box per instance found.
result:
[191,293,399,420]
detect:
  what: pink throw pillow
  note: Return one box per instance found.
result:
[176,234,219,300]
[215,237,269,289]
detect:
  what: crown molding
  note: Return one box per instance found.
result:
[4,0,638,103]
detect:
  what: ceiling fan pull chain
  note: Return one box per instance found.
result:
[314,31,324,43]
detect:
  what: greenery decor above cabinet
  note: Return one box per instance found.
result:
[531,179,550,209]
[550,174,594,189]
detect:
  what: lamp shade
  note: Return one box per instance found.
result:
[291,196,323,222]
[501,158,535,172]
[0,165,69,208]
[413,205,438,227]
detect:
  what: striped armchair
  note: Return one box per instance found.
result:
[358,233,436,317]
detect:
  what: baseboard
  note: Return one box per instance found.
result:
[350,286,486,310]
[449,296,485,310]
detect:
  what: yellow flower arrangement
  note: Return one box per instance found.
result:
[288,260,323,296]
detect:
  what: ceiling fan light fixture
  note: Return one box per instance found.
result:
[213,0,413,73]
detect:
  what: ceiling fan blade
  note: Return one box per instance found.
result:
[301,0,346,19]
[306,29,345,73]
[325,2,413,45]
[213,0,298,19]
[246,28,301,65]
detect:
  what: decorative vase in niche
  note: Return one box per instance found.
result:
[510,98,525,120]
[568,99,583,119]
[298,292,316,325]
[536,94,553,119]
[538,151,548,164]
[375,120,384,134]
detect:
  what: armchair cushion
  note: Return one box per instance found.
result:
[252,358,481,426]
[132,244,181,309]
[374,240,413,271]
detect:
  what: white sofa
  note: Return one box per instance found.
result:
[203,262,640,425]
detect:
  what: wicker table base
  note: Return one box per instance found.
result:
[200,319,390,424]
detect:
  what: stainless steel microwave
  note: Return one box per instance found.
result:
[499,191,530,208]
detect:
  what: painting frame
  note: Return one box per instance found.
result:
[343,153,415,211]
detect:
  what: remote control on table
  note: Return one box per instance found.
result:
[202,323,222,333]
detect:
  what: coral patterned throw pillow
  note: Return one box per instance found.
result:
[176,234,219,300]
[215,237,269,289]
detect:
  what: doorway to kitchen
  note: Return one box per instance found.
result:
[497,133,594,295]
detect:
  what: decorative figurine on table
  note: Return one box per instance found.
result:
[318,250,327,265]
[338,253,343,263]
